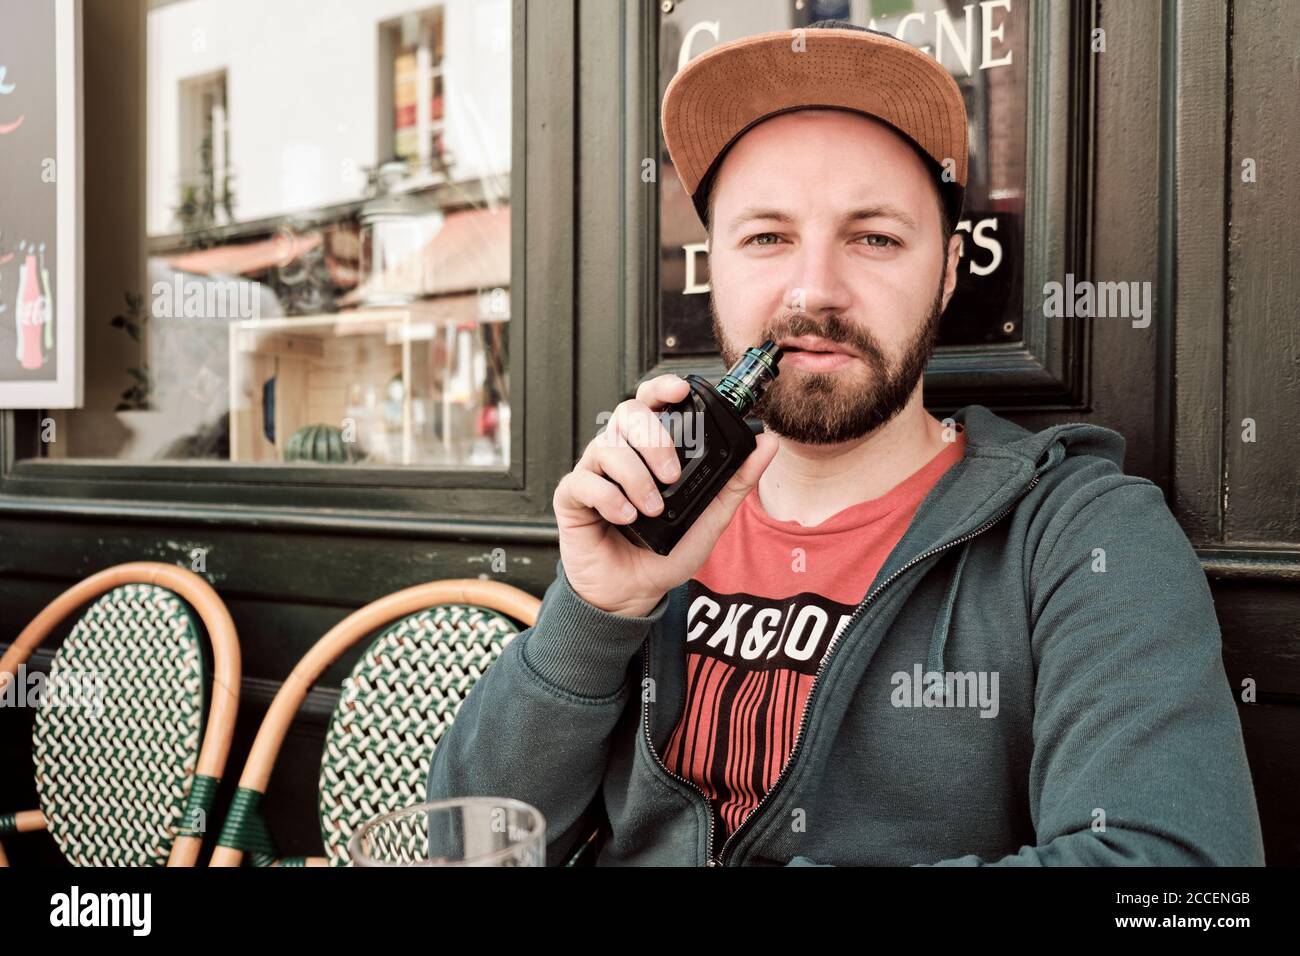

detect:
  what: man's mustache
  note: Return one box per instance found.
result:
[763,314,886,364]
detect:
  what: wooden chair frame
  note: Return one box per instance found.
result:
[0,561,241,867]
[209,578,541,867]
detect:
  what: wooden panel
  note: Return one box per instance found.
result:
[999,0,1163,482]
[1225,0,1300,543]
[1214,578,1300,699]
[0,517,560,608]
[1237,702,1300,865]
[1170,0,1228,542]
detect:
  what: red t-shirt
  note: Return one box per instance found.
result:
[660,430,967,846]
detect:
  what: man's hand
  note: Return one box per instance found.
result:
[553,373,778,617]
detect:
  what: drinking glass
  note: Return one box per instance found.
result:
[349,797,545,867]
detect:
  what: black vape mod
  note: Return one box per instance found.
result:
[615,340,783,556]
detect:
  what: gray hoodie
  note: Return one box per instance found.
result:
[427,404,1266,866]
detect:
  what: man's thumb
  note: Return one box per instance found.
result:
[710,432,779,515]
[668,432,779,563]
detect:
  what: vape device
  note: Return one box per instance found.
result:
[615,340,783,556]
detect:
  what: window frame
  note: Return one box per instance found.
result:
[0,0,574,530]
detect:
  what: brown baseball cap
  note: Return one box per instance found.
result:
[661,19,968,231]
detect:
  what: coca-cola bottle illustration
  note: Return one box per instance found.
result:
[16,250,46,370]
[39,241,54,351]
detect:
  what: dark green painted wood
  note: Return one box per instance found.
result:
[0,520,560,606]
[1224,0,1300,543]
[1237,703,1300,865]
[1170,0,1229,542]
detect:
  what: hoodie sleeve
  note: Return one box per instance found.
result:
[918,478,1265,867]
[426,558,669,865]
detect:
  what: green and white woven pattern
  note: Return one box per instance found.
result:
[319,603,519,865]
[356,809,430,865]
[32,583,207,866]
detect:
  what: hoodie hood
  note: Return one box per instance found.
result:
[887,404,1129,564]
[914,405,1130,671]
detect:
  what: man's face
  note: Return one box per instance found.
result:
[707,109,962,445]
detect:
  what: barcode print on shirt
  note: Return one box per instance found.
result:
[663,581,860,841]
[663,653,816,836]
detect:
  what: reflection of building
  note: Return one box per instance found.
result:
[146,0,512,314]
[983,8,1025,205]
[130,0,513,468]
[146,0,509,235]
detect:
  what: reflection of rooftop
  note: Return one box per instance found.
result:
[164,231,323,276]
[341,204,511,305]
[157,201,511,314]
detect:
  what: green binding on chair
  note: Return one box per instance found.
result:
[177,773,220,838]
[30,584,211,865]
[214,786,278,868]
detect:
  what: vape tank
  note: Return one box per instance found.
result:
[615,340,783,556]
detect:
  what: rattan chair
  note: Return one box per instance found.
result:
[210,578,552,867]
[0,562,240,866]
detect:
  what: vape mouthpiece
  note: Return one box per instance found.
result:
[716,339,784,415]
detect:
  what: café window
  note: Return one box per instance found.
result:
[657,0,1029,358]
[42,0,513,470]
[177,69,231,232]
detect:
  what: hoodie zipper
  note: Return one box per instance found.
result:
[640,469,1043,867]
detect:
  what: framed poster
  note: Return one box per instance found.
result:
[0,0,82,408]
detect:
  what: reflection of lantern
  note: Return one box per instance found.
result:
[358,162,444,306]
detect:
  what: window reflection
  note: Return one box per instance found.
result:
[48,0,512,469]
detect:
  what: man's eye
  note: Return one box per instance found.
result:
[744,233,783,246]
[861,234,899,248]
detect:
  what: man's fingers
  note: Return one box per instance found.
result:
[589,443,667,516]
[730,431,780,489]
[718,432,779,506]
[599,399,682,485]
[635,373,691,410]
[555,469,639,526]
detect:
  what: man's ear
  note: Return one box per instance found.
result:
[940,232,964,311]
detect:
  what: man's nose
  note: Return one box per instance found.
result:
[784,237,853,316]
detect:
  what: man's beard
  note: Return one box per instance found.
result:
[711,275,946,446]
